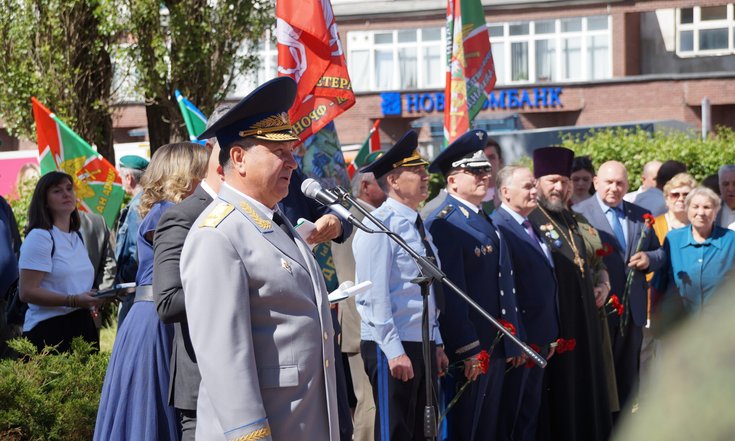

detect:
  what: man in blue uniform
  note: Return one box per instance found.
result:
[492,165,559,441]
[425,130,524,441]
[353,130,448,441]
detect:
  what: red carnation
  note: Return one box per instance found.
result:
[643,213,656,227]
[596,243,614,257]
[477,349,490,374]
[555,338,577,354]
[499,319,516,336]
[607,294,624,316]
[526,344,541,369]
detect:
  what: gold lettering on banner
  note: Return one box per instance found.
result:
[316,76,352,90]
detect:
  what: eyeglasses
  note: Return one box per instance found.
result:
[457,167,492,177]
[669,191,689,199]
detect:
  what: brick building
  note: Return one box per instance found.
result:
[325,0,735,160]
[2,0,735,163]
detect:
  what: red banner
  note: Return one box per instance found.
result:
[276,0,355,142]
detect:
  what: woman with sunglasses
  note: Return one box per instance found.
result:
[653,173,697,243]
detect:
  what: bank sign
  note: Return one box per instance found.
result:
[380,87,563,116]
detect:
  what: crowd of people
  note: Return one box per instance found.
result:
[0,75,734,441]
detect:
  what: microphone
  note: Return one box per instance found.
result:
[301,178,371,232]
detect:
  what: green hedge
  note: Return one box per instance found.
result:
[560,126,735,186]
[0,338,107,441]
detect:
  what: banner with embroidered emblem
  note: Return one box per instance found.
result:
[276,0,356,142]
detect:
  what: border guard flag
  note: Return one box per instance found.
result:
[444,0,497,145]
[32,97,124,226]
[175,90,208,143]
[276,0,355,142]
[347,119,381,178]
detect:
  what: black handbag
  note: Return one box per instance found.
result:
[3,229,73,327]
[4,279,26,326]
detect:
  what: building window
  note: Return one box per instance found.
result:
[347,27,445,92]
[488,15,611,85]
[677,4,734,56]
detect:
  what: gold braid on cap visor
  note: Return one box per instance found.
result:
[392,150,428,169]
[238,112,298,141]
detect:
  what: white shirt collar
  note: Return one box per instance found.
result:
[450,194,480,213]
[500,203,527,225]
[222,182,277,220]
[200,180,217,198]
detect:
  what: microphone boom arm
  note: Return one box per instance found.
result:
[329,186,547,369]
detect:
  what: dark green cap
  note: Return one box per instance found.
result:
[119,155,149,170]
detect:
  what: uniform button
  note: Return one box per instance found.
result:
[698,259,703,263]
[515,307,518,312]
[325,359,330,368]
[498,272,502,278]
[522,309,527,314]
[510,270,514,276]
[512,288,516,294]
[502,308,506,315]
[500,290,504,296]
[323,332,329,340]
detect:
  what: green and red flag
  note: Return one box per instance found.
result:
[347,119,381,178]
[276,0,355,143]
[175,90,208,143]
[32,97,124,226]
[444,0,497,145]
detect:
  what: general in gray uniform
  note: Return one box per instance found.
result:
[180,77,339,441]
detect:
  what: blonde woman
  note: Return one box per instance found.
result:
[653,173,697,243]
[95,143,208,441]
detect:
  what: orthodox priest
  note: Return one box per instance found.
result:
[528,146,612,441]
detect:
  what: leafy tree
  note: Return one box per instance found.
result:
[0,0,120,162]
[125,0,274,152]
[561,127,735,186]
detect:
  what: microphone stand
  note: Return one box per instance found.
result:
[329,186,547,440]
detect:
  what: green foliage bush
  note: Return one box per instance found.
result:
[561,126,735,187]
[0,338,108,441]
[7,176,38,239]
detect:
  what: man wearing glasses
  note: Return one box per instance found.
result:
[425,130,523,441]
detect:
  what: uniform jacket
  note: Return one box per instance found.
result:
[79,211,116,290]
[153,183,213,410]
[331,200,374,354]
[492,205,559,346]
[425,195,523,360]
[114,193,142,284]
[573,197,665,326]
[181,184,339,441]
[278,167,352,243]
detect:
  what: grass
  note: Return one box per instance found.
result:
[100,322,116,353]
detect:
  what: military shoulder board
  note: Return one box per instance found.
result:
[200,203,234,228]
[437,204,454,219]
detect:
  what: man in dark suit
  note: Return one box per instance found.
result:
[425,130,523,441]
[492,165,558,441]
[152,104,229,441]
[573,160,665,415]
